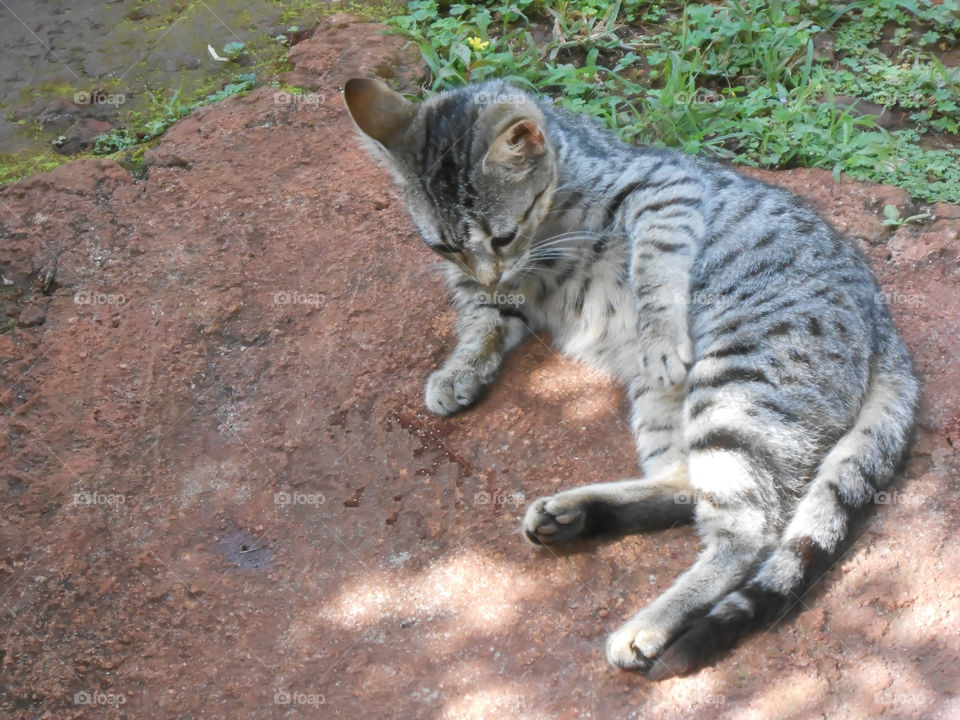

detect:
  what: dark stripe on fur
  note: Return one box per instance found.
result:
[629,196,701,224]
[688,428,764,455]
[704,342,759,360]
[691,366,773,391]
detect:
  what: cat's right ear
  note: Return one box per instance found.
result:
[482,117,548,180]
[343,78,416,150]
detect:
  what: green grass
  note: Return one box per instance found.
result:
[387,0,960,204]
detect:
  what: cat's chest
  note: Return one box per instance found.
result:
[522,245,643,380]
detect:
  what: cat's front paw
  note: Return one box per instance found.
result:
[522,495,588,545]
[425,364,485,416]
[641,335,693,387]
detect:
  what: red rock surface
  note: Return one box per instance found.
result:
[1,16,958,720]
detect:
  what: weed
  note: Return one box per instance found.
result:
[388,0,960,204]
[883,203,933,227]
[220,41,247,60]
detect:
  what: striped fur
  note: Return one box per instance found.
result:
[344,78,920,677]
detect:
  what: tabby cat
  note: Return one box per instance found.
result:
[343,77,918,679]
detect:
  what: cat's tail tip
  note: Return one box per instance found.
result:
[645,599,761,679]
[647,584,790,680]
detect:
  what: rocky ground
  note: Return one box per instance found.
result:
[1,16,958,720]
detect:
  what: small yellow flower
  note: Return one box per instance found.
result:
[467,36,490,52]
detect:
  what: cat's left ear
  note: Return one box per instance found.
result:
[343,78,416,149]
[483,118,547,179]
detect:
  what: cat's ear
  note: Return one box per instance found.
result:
[483,118,547,179]
[343,78,416,149]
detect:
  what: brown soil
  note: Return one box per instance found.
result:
[1,16,959,720]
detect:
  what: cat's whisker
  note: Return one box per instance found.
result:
[535,229,602,242]
[523,250,584,263]
[409,260,449,276]
[535,237,599,249]
[528,234,600,251]
[536,228,603,240]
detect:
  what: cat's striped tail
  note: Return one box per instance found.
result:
[649,334,919,680]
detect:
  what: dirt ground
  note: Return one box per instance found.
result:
[1,16,959,720]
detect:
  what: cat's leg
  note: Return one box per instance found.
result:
[605,447,773,673]
[621,169,705,387]
[425,301,527,416]
[629,378,687,479]
[523,378,691,544]
[523,464,694,544]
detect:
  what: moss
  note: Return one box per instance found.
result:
[0,151,72,187]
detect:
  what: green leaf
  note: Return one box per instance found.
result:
[882,204,901,226]
[222,41,245,57]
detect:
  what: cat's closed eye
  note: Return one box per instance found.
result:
[491,229,518,250]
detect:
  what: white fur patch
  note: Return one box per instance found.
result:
[688,448,758,502]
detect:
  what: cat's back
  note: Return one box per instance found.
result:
[684,162,891,435]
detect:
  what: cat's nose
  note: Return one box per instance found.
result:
[474,257,502,286]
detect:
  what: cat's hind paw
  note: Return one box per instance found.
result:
[605,621,670,674]
[522,496,588,545]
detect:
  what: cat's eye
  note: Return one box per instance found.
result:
[491,229,518,250]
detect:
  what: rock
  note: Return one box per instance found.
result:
[16,299,48,327]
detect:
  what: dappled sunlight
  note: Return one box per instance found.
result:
[525,354,622,421]
[642,673,732,717]
[438,670,549,720]
[732,668,830,719]
[315,548,540,634]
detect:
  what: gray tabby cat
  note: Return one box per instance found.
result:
[343,77,919,679]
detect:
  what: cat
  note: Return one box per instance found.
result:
[343,77,919,679]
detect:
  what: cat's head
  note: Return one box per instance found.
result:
[344,78,557,287]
